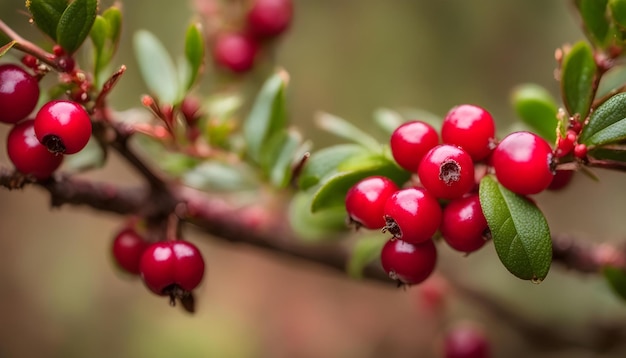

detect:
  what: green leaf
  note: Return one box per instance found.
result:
[561,41,598,118]
[588,146,626,162]
[288,192,348,242]
[347,235,387,279]
[611,0,626,28]
[510,84,559,142]
[373,108,405,135]
[184,22,204,90]
[603,266,626,301]
[260,129,302,188]
[26,0,68,40]
[0,41,17,58]
[298,144,369,190]
[102,6,122,47]
[315,111,382,152]
[479,176,552,281]
[90,7,123,87]
[90,16,107,53]
[183,161,258,191]
[579,92,626,146]
[56,0,98,54]
[311,154,410,213]
[243,70,289,163]
[577,0,611,46]
[133,30,180,104]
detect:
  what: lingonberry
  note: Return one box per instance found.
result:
[0,64,40,124]
[548,169,574,191]
[112,227,149,275]
[246,0,293,39]
[418,144,475,200]
[213,32,258,73]
[574,143,587,159]
[390,120,439,172]
[6,119,63,180]
[21,55,39,69]
[555,129,577,158]
[441,104,495,161]
[56,56,76,73]
[380,238,437,285]
[34,100,92,154]
[443,323,491,358]
[345,176,399,229]
[440,194,488,253]
[492,131,554,195]
[383,187,442,244]
[139,240,205,296]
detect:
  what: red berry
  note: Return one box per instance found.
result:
[34,100,92,154]
[492,131,554,195]
[390,120,439,172]
[383,187,442,244]
[21,55,38,69]
[418,144,475,200]
[554,129,576,158]
[112,227,149,275]
[444,323,491,358]
[213,33,258,73]
[246,0,293,39]
[56,56,76,73]
[574,143,587,159]
[345,176,399,229]
[0,64,40,124]
[6,119,63,180]
[440,194,488,253]
[380,238,437,285]
[441,104,495,161]
[548,169,574,191]
[139,241,205,296]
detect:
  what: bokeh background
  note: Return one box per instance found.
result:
[1,0,626,357]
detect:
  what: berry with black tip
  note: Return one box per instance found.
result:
[0,64,40,124]
[380,238,437,285]
[383,187,442,244]
[418,144,475,200]
[7,119,63,180]
[345,176,399,229]
[34,100,92,154]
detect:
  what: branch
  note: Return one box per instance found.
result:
[0,19,61,71]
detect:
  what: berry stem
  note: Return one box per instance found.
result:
[0,19,62,72]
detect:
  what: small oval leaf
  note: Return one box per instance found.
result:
[184,22,204,90]
[603,266,626,301]
[27,0,68,41]
[347,235,387,279]
[315,111,382,152]
[479,176,552,281]
[183,161,258,191]
[310,155,410,213]
[373,108,405,135]
[561,41,598,118]
[288,192,348,242]
[56,0,98,54]
[577,0,611,46]
[511,84,559,142]
[133,30,180,104]
[298,144,369,190]
[579,92,626,145]
[244,70,289,163]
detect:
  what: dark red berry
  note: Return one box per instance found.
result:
[6,119,63,180]
[53,45,65,57]
[444,323,491,358]
[345,176,399,229]
[574,143,587,159]
[492,131,554,195]
[213,32,258,73]
[34,100,92,154]
[181,96,202,124]
[139,240,205,296]
[0,64,40,124]
[112,227,149,275]
[246,0,293,39]
[440,194,488,253]
[390,120,439,172]
[548,169,574,191]
[380,238,437,285]
[441,104,495,161]
[418,144,475,200]
[56,56,76,73]
[21,55,38,69]
[383,187,442,244]
[554,129,576,158]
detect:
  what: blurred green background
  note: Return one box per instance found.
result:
[2,0,626,357]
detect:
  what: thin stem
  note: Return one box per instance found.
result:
[0,19,61,71]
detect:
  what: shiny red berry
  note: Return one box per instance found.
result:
[548,169,574,191]
[492,131,554,195]
[418,144,475,200]
[345,176,399,229]
[383,187,442,244]
[7,119,63,180]
[34,100,92,154]
[246,0,293,39]
[390,120,439,172]
[112,227,149,275]
[441,104,495,161]
[440,194,488,253]
[213,32,258,73]
[380,238,437,285]
[139,241,205,296]
[0,64,40,124]
[444,323,491,358]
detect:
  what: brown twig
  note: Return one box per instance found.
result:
[0,19,61,71]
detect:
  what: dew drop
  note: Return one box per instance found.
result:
[531,277,543,284]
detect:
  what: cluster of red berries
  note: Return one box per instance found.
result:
[1,62,92,180]
[345,104,558,285]
[212,0,293,73]
[111,225,206,310]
